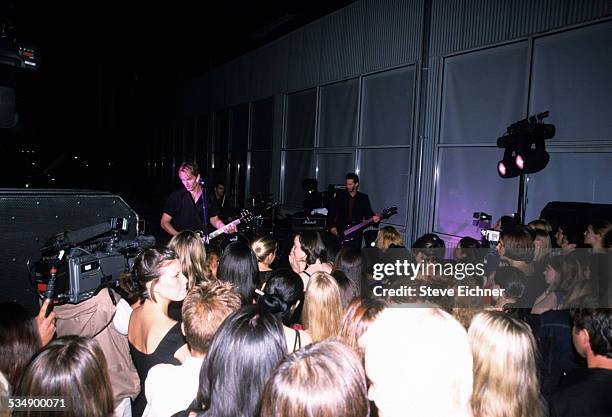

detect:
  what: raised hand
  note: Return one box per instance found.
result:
[35,299,56,346]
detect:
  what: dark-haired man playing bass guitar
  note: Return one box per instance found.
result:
[328,173,380,247]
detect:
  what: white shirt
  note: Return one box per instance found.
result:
[113,298,133,335]
[142,355,204,417]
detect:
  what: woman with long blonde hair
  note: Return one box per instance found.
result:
[168,230,211,288]
[468,311,545,417]
[302,272,342,342]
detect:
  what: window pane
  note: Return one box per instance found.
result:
[250,150,273,198]
[231,104,249,152]
[524,151,612,222]
[361,66,415,146]
[228,152,247,208]
[530,21,612,141]
[283,151,314,208]
[435,147,519,238]
[316,152,355,192]
[194,114,208,174]
[213,109,229,181]
[319,79,359,147]
[286,89,316,149]
[252,98,274,150]
[440,42,528,143]
[358,147,411,227]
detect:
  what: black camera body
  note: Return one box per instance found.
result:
[35,249,128,304]
[34,219,155,304]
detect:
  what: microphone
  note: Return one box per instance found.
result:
[44,250,64,317]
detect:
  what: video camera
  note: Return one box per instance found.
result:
[33,217,155,304]
[472,212,500,245]
[480,229,500,244]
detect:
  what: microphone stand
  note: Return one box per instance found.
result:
[199,179,209,244]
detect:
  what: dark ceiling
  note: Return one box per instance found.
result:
[5,0,357,80]
[0,1,357,188]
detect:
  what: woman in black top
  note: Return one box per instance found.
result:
[251,236,277,286]
[256,269,312,352]
[125,248,189,417]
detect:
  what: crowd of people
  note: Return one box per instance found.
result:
[2,192,612,417]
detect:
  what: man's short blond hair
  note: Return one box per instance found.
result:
[181,281,241,354]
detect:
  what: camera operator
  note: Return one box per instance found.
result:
[54,288,139,417]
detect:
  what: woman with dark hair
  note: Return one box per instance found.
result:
[333,246,363,294]
[493,215,519,232]
[331,270,359,309]
[495,228,539,307]
[217,241,258,304]
[16,336,114,417]
[531,256,584,314]
[289,231,332,288]
[0,302,46,393]
[555,223,582,254]
[256,269,312,352]
[454,237,482,262]
[126,248,188,417]
[584,219,612,253]
[604,230,612,248]
[491,266,526,311]
[0,372,9,417]
[412,233,446,263]
[496,228,534,276]
[260,340,369,417]
[190,305,287,417]
[411,233,446,281]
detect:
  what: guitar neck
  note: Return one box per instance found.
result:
[344,218,374,235]
[208,218,241,239]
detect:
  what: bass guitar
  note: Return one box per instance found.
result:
[339,206,398,246]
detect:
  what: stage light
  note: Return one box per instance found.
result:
[497,147,520,178]
[497,111,555,178]
[515,154,524,170]
[519,139,550,174]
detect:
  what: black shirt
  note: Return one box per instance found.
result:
[547,367,612,417]
[328,191,375,232]
[129,323,185,417]
[163,188,219,233]
[206,191,234,223]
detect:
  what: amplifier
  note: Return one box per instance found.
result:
[291,216,326,231]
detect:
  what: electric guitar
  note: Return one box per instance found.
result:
[339,206,398,245]
[203,209,253,243]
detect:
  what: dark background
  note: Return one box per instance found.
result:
[0,0,354,195]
